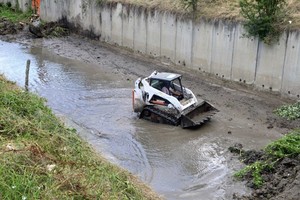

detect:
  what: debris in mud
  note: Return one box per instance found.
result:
[230,133,300,200]
[0,15,69,38]
[29,20,70,38]
[228,143,243,154]
[0,18,23,35]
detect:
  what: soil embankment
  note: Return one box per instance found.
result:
[229,135,300,200]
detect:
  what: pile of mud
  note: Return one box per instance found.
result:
[29,21,70,38]
[230,144,300,200]
[0,18,23,35]
[0,17,69,38]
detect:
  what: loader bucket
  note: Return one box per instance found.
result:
[180,101,218,128]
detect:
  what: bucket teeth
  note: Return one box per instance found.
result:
[180,102,218,128]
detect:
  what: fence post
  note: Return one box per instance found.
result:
[25,59,30,91]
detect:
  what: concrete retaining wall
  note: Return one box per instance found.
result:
[192,20,213,73]
[282,32,300,98]
[3,0,299,98]
[231,24,258,84]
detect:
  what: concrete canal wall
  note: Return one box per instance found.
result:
[2,0,299,98]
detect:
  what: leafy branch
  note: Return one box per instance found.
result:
[240,0,288,44]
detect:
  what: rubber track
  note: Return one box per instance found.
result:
[141,106,180,126]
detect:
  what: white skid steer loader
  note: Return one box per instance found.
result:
[132,71,218,128]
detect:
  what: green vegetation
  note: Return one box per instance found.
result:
[0,75,158,200]
[274,102,300,120]
[235,130,300,188]
[0,2,33,23]
[266,130,300,158]
[50,26,70,37]
[240,0,288,44]
[96,0,107,5]
[182,0,199,12]
[235,161,271,187]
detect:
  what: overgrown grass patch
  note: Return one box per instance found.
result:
[266,130,300,158]
[274,102,300,120]
[0,3,32,23]
[234,161,272,187]
[0,75,159,199]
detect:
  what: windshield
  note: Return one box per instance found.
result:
[171,78,183,92]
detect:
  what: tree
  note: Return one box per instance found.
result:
[182,0,199,12]
[240,0,288,44]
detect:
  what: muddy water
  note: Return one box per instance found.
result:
[0,40,282,199]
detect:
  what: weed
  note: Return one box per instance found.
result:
[49,26,69,37]
[182,0,199,12]
[235,161,271,187]
[0,4,33,23]
[235,130,300,188]
[274,102,300,120]
[96,0,107,6]
[240,0,288,44]
[265,130,300,158]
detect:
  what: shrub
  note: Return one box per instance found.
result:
[274,102,300,120]
[240,0,288,44]
[182,0,199,12]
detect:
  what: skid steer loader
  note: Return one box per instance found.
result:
[132,71,218,128]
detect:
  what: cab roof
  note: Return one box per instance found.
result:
[150,72,181,81]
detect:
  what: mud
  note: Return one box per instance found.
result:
[0,18,23,35]
[0,29,299,199]
[230,145,300,200]
[29,21,70,38]
[0,16,69,38]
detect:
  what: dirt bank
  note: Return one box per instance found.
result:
[229,140,300,200]
[1,27,299,199]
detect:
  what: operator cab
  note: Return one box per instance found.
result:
[149,72,184,100]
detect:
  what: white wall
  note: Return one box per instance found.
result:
[231,24,258,84]
[281,31,300,98]
[161,12,176,62]
[192,20,213,73]
[146,10,161,57]
[210,21,235,79]
[175,17,193,67]
[255,34,287,91]
[122,5,134,49]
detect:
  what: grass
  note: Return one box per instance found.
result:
[0,3,33,23]
[274,102,300,120]
[234,161,270,187]
[108,0,300,28]
[0,75,160,200]
[234,130,300,188]
[265,130,300,158]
